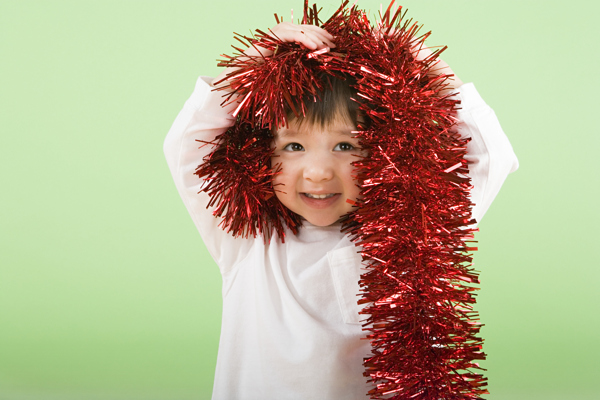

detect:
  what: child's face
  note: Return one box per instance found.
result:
[271,117,365,226]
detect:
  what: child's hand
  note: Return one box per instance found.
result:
[212,23,336,89]
[374,22,464,95]
[250,22,336,58]
[411,44,464,95]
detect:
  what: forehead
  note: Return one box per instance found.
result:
[275,119,357,138]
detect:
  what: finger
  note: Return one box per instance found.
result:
[296,30,319,50]
[310,31,336,48]
[270,23,334,50]
[292,30,319,50]
[411,42,433,62]
[270,27,315,49]
[292,27,335,48]
[298,24,335,41]
[294,30,334,51]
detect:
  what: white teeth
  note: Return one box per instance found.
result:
[304,193,336,199]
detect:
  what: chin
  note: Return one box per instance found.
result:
[303,213,343,227]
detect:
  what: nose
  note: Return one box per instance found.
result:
[303,153,335,183]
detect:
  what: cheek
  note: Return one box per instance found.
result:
[271,157,286,184]
[271,158,296,198]
[340,164,362,203]
[341,161,359,185]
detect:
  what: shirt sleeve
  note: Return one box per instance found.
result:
[163,76,254,273]
[452,83,519,225]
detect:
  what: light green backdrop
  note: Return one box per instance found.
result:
[1,0,598,399]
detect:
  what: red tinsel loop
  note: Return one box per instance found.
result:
[195,1,487,398]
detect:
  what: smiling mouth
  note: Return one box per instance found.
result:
[302,193,338,199]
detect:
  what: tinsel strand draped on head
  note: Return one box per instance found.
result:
[195,0,488,398]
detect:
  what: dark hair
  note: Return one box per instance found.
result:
[282,72,371,131]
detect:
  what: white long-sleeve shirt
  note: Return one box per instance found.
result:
[163,76,518,400]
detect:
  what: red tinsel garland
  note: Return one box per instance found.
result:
[195,1,487,398]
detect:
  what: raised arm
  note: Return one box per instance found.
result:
[452,83,519,224]
[164,23,336,271]
[163,76,254,271]
[413,44,519,224]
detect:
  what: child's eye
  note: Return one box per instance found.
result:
[334,142,355,151]
[283,142,304,151]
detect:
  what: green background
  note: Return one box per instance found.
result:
[1,0,598,399]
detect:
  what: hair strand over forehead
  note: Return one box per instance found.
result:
[283,72,369,131]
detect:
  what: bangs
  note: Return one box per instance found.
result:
[283,72,370,130]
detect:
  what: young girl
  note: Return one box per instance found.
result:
[164,13,518,400]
